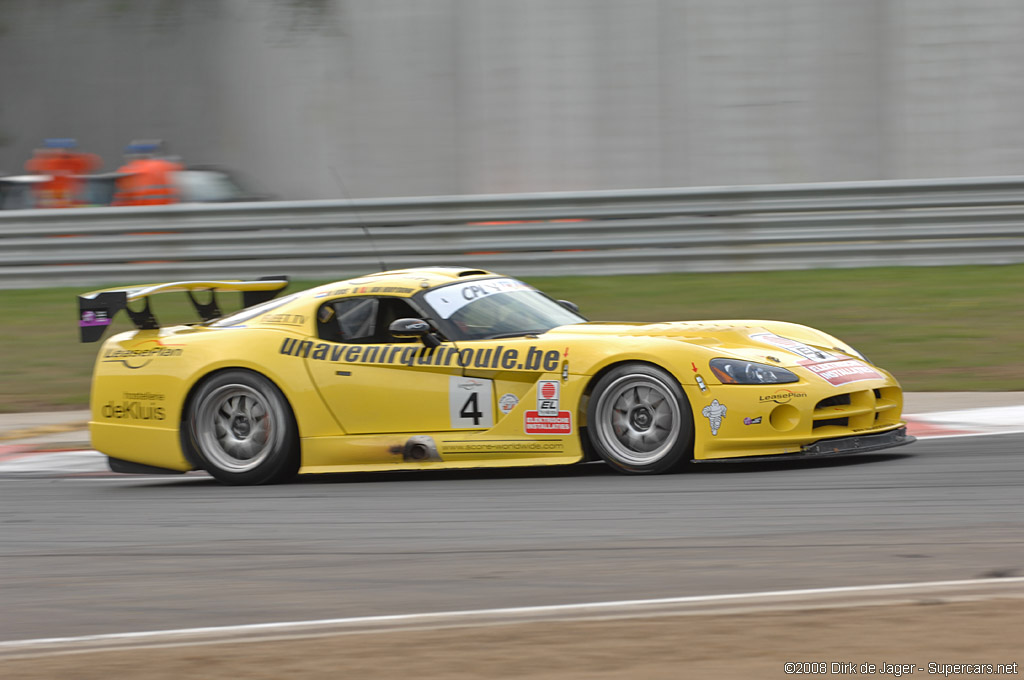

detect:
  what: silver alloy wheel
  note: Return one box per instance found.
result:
[194,384,278,473]
[592,374,682,466]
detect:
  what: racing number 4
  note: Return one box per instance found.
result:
[449,376,495,429]
[460,392,484,425]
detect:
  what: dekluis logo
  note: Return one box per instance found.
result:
[102,401,166,420]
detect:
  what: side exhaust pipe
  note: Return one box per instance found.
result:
[402,435,442,462]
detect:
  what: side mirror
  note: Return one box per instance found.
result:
[388,318,441,348]
[557,300,580,314]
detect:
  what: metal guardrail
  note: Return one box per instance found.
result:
[3,176,1024,288]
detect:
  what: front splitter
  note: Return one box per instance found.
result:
[693,426,916,463]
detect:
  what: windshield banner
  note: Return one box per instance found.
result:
[423,278,532,319]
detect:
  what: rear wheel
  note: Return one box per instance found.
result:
[187,370,299,485]
[586,363,693,474]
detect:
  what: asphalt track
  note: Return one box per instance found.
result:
[2,434,1023,644]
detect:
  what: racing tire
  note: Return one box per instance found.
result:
[186,370,299,485]
[586,363,694,475]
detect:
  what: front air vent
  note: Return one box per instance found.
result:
[814,417,849,429]
[812,388,900,432]
[816,393,851,409]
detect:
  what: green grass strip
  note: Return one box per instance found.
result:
[2,264,1021,413]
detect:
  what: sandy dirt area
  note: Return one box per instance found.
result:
[2,599,1021,679]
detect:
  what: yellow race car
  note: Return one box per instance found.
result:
[78,267,913,485]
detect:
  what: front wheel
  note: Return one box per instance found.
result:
[586,363,694,474]
[187,370,299,485]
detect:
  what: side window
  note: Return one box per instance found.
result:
[317,297,423,343]
[337,298,378,339]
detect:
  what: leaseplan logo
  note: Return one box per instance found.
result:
[759,388,808,405]
[102,339,184,369]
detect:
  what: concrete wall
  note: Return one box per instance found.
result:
[3,0,1024,200]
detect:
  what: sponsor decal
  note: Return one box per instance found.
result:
[695,375,708,393]
[102,339,184,369]
[80,310,111,328]
[743,416,762,425]
[441,440,563,454]
[498,393,519,415]
[524,410,572,435]
[759,389,809,404]
[422,278,533,319]
[750,333,838,362]
[537,380,560,416]
[280,338,561,372]
[449,376,494,429]
[261,313,306,326]
[701,399,727,436]
[329,285,414,296]
[800,358,882,386]
[122,391,164,401]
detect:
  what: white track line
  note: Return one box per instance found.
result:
[0,450,108,473]
[916,429,1024,440]
[907,405,1024,439]
[2,577,1022,656]
[907,404,1024,425]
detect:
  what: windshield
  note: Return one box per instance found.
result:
[422,278,585,340]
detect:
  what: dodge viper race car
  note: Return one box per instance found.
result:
[78,267,914,485]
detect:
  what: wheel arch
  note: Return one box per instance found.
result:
[577,359,690,462]
[178,366,301,471]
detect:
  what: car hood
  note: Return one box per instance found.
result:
[549,320,860,366]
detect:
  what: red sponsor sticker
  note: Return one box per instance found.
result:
[524,410,572,434]
[801,359,882,386]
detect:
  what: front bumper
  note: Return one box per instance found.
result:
[692,426,915,463]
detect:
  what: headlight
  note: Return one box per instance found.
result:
[709,358,798,384]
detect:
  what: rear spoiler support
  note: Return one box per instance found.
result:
[78,276,289,343]
[186,289,221,323]
[244,276,291,308]
[126,295,159,330]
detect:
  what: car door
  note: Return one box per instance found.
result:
[452,336,570,432]
[303,296,494,435]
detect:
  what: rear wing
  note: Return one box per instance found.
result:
[78,277,289,343]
